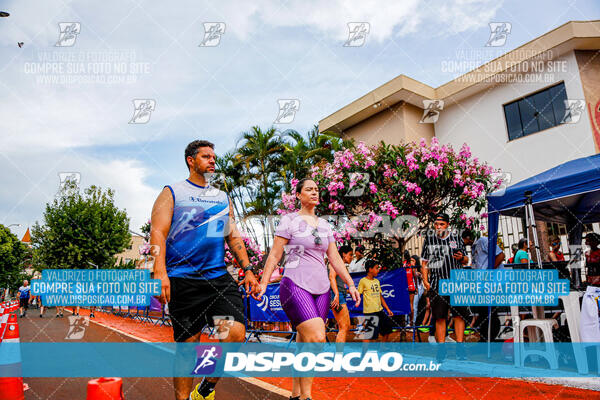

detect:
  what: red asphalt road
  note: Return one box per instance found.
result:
[15,310,285,400]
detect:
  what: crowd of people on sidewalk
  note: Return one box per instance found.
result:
[242,210,600,362]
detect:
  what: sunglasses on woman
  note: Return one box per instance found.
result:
[312,228,322,246]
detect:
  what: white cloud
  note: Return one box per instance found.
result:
[0,152,159,236]
[89,158,157,231]
[213,0,503,42]
[0,0,503,47]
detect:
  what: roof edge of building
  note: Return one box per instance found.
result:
[319,20,600,134]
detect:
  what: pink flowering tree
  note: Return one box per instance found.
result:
[278,139,502,269]
[224,235,265,272]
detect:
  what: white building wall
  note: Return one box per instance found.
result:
[434,50,596,184]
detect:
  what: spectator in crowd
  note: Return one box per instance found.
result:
[410,255,426,327]
[548,235,565,262]
[461,229,505,340]
[507,244,518,263]
[514,238,532,264]
[18,280,31,318]
[585,232,600,285]
[461,230,505,270]
[402,250,417,325]
[510,238,535,322]
[329,245,354,343]
[358,260,394,342]
[348,245,366,273]
[421,213,470,361]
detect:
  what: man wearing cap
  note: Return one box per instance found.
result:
[421,213,470,361]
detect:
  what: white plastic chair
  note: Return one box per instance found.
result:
[510,306,559,369]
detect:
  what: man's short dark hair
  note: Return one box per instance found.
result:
[584,232,600,243]
[184,140,214,170]
[355,245,365,254]
[461,229,474,240]
[338,245,352,256]
[365,259,378,272]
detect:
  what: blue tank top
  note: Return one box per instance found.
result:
[164,179,229,279]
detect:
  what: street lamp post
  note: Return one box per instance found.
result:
[7,223,21,228]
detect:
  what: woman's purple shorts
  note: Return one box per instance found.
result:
[279,277,329,329]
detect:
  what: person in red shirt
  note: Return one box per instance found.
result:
[585,233,600,285]
[507,244,518,263]
[402,250,417,325]
[548,235,565,262]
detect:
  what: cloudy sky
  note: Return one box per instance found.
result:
[1,0,599,239]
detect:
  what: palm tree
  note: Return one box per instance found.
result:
[234,126,286,250]
[279,125,355,190]
[215,151,260,244]
[306,125,354,163]
[280,129,310,190]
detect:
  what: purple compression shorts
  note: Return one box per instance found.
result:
[279,277,329,328]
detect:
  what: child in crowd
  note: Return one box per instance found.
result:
[358,260,394,342]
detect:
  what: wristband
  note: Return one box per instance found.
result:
[243,265,254,272]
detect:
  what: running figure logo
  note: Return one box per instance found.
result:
[488,172,512,197]
[344,23,370,47]
[65,316,89,340]
[55,22,81,47]
[420,100,444,123]
[282,245,304,269]
[129,99,156,124]
[191,345,223,375]
[561,99,585,124]
[203,172,226,197]
[274,99,300,124]
[199,23,226,47]
[354,315,378,340]
[486,22,511,47]
[58,172,81,191]
[345,172,370,197]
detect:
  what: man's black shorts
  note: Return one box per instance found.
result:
[429,289,470,321]
[19,298,29,309]
[169,272,245,342]
[364,310,394,339]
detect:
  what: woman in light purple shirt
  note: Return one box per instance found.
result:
[256,178,359,400]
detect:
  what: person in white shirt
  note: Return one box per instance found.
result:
[348,245,366,273]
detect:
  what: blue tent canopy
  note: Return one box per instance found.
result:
[487,153,600,269]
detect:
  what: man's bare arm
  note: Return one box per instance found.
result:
[225,199,259,295]
[150,187,174,303]
[421,259,430,290]
[225,200,250,269]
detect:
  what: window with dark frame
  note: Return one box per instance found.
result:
[503,82,568,141]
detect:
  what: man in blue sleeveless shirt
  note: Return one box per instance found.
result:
[150,140,259,400]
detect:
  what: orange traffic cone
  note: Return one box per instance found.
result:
[0,306,5,339]
[86,377,124,400]
[0,377,25,400]
[0,313,24,400]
